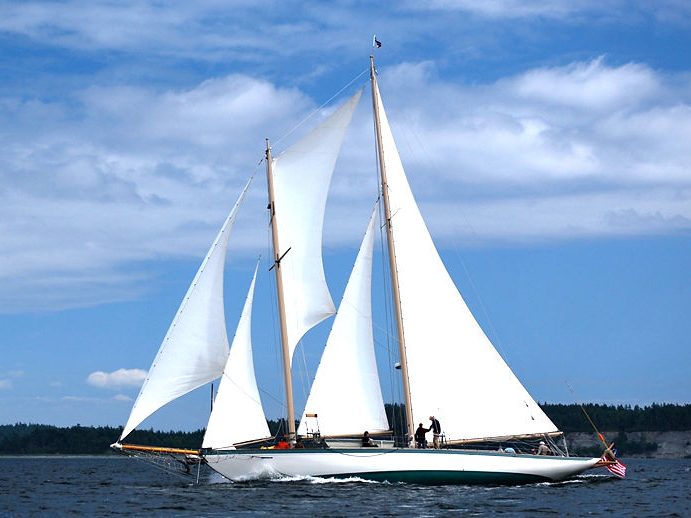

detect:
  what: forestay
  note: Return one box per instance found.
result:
[203,263,270,449]
[120,180,252,441]
[372,83,558,441]
[298,208,389,437]
[271,90,362,362]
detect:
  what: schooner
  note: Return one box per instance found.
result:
[113,55,616,484]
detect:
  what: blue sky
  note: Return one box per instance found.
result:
[1,1,690,431]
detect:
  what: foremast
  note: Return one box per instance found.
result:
[265,139,297,441]
[369,55,415,443]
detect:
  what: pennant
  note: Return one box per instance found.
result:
[373,35,382,48]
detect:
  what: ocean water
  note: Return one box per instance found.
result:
[0,456,688,517]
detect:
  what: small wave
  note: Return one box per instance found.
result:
[269,474,381,484]
[532,474,614,487]
[205,472,231,485]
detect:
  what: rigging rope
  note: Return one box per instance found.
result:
[566,381,613,456]
[272,68,369,150]
[123,448,202,481]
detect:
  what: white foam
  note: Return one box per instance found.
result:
[269,474,381,484]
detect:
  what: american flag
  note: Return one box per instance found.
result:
[604,458,627,478]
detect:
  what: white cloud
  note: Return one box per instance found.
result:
[320,58,691,245]
[0,370,24,389]
[86,368,147,389]
[412,0,691,22]
[0,73,311,312]
[0,1,360,60]
[421,190,691,242]
[508,57,660,110]
[113,394,133,402]
[4,0,686,69]
[415,0,597,19]
[372,58,691,185]
[1,57,690,312]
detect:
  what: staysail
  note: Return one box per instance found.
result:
[120,180,252,440]
[298,208,389,437]
[202,263,270,449]
[372,80,558,442]
[271,89,362,362]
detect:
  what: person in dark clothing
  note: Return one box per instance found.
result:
[429,416,442,449]
[361,431,378,447]
[414,423,429,448]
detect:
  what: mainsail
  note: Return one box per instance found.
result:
[120,180,252,440]
[203,263,270,449]
[371,80,558,442]
[271,90,362,362]
[297,208,389,437]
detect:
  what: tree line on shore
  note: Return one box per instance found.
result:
[1,403,688,455]
[384,402,691,439]
[541,403,691,432]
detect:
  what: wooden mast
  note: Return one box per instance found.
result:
[265,139,296,440]
[369,55,415,444]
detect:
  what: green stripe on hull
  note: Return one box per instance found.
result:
[324,470,549,485]
[206,448,594,462]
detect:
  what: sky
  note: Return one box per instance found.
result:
[1,1,690,431]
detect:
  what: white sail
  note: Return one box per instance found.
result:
[373,83,558,441]
[298,208,389,437]
[272,90,362,362]
[203,263,270,449]
[120,180,252,441]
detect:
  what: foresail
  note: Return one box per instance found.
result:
[120,179,252,441]
[203,263,270,449]
[298,208,389,437]
[373,84,558,441]
[272,89,362,362]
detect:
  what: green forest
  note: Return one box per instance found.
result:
[385,402,691,436]
[1,403,689,455]
[540,403,691,432]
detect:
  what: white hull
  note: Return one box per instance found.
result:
[204,449,601,484]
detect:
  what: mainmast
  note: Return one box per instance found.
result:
[265,139,297,440]
[369,55,415,443]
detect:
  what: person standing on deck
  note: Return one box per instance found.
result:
[429,416,441,449]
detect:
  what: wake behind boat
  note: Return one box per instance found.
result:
[112,54,618,484]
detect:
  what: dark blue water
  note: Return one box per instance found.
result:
[0,456,688,516]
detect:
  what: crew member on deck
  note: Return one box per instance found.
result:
[429,416,442,449]
[362,431,378,447]
[415,423,429,449]
[536,441,552,455]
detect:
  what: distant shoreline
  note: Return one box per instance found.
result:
[1,431,689,459]
[2,404,689,457]
[566,430,691,459]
